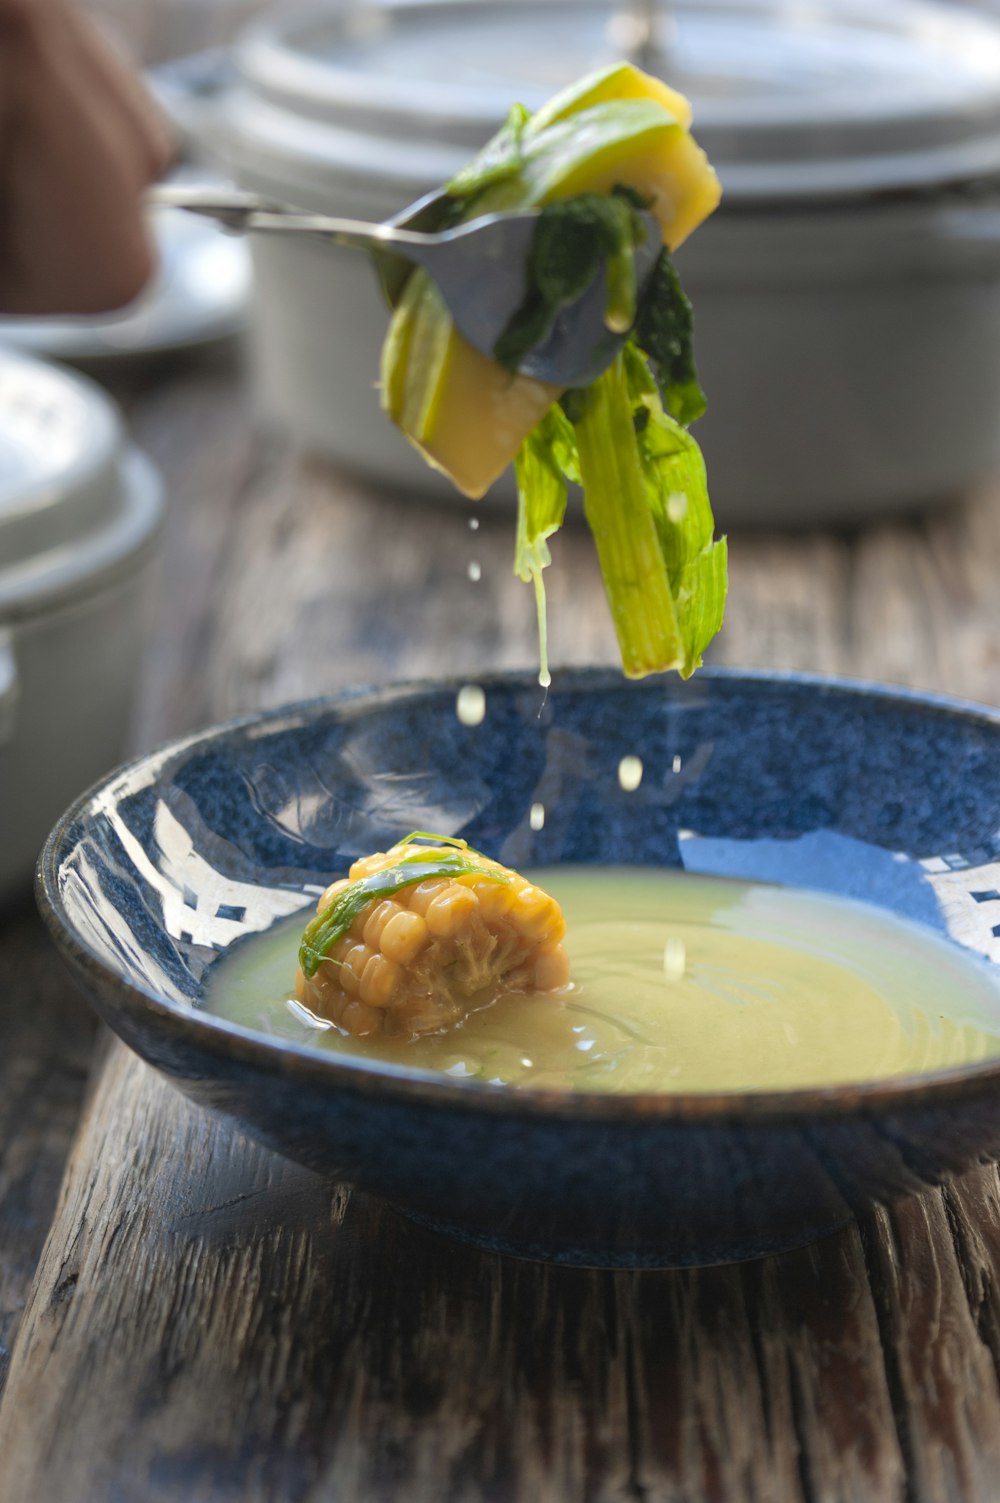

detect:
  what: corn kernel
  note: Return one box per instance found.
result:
[425,882,480,937]
[380,908,429,965]
[513,885,563,942]
[361,952,402,1007]
[341,998,382,1037]
[336,940,369,996]
[472,880,515,922]
[299,845,569,1038]
[533,947,571,991]
[363,898,400,949]
[408,879,447,917]
[317,877,349,912]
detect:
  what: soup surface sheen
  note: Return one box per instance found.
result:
[206,868,1000,1093]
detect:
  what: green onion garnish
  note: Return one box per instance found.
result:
[298,833,510,977]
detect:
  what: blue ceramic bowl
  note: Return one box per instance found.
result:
[36,668,1000,1267]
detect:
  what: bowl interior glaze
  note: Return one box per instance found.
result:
[38,669,1000,1266]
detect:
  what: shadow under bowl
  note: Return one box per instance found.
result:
[36,668,1000,1267]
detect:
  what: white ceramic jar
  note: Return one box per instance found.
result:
[205,0,1000,524]
[0,351,164,905]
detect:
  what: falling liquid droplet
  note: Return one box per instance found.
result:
[468,516,480,531]
[530,802,545,831]
[672,754,682,773]
[663,938,686,982]
[456,684,486,727]
[618,754,644,792]
[467,560,481,582]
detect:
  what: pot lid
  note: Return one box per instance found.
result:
[232,0,1000,200]
[0,350,162,615]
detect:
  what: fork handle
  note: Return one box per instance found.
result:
[147,185,431,254]
[148,184,282,229]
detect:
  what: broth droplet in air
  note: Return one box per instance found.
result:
[468,516,480,530]
[618,755,644,792]
[530,802,545,831]
[456,684,486,727]
[672,754,682,773]
[468,561,482,582]
[663,937,686,982]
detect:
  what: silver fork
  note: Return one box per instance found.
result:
[149,184,663,388]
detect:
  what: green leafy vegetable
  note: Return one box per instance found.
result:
[494,190,648,370]
[513,405,575,687]
[298,835,510,977]
[632,249,706,425]
[379,64,725,681]
[490,182,721,679]
[395,831,478,852]
[571,354,689,676]
[445,97,680,218]
[623,345,727,667]
[503,198,723,679]
[511,334,725,680]
[446,103,532,200]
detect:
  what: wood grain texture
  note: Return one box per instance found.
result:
[12,1047,1000,1503]
[6,346,1000,1499]
[0,903,96,1399]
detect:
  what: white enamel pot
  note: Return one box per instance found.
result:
[195,0,1000,525]
[0,351,164,906]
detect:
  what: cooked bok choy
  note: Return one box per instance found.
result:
[379,62,726,681]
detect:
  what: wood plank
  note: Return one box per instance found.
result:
[0,1044,910,1503]
[17,1052,1000,1502]
[0,903,96,1399]
[858,1191,1000,1503]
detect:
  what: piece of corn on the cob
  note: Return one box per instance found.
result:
[296,843,569,1039]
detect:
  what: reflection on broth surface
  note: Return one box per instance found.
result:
[206,869,1000,1094]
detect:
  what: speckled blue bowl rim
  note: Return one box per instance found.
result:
[36,666,1000,1126]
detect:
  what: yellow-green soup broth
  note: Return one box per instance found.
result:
[205,868,1000,1093]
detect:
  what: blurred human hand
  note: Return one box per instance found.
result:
[0,0,174,314]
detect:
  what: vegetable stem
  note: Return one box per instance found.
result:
[603,237,636,334]
[573,355,683,677]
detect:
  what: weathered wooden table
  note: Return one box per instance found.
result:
[5,344,1000,1501]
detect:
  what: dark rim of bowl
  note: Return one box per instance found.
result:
[36,665,1000,1126]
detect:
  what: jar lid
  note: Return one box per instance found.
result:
[0,351,163,616]
[230,0,1000,201]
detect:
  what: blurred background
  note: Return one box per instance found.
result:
[51,0,1000,523]
[9,0,1000,901]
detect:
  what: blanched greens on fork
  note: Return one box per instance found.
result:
[380,62,728,682]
